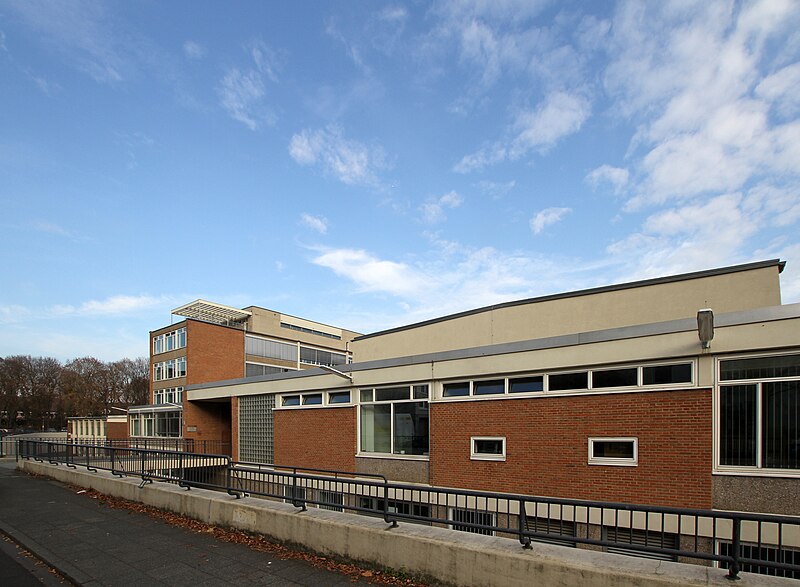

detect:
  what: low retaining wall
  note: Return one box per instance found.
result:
[19,460,790,587]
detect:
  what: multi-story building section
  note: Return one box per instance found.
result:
[130,300,360,451]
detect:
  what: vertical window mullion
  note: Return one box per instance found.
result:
[756,382,762,469]
[389,403,395,454]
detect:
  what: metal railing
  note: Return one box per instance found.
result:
[67,438,231,455]
[17,440,800,581]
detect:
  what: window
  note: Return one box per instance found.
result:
[525,517,577,547]
[589,437,638,466]
[603,527,678,561]
[718,354,800,471]
[245,363,295,377]
[549,371,588,391]
[328,391,351,404]
[245,335,298,362]
[280,322,341,340]
[643,363,692,385]
[471,436,506,461]
[154,387,183,405]
[302,393,322,405]
[592,367,638,388]
[358,497,431,524]
[153,357,186,382]
[719,541,800,579]
[449,508,495,535]
[473,379,505,395]
[299,346,347,367]
[129,410,182,438]
[318,490,344,512]
[360,384,429,456]
[153,327,186,355]
[282,395,300,407]
[442,382,469,397]
[509,376,543,393]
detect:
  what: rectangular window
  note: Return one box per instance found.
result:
[643,363,692,385]
[299,346,347,367]
[718,354,800,472]
[450,508,495,536]
[328,391,351,404]
[589,437,638,466]
[318,490,344,512]
[443,382,470,397]
[245,363,294,377]
[549,371,588,391]
[359,384,429,457]
[473,379,505,395]
[592,367,638,388]
[302,393,322,405]
[719,542,800,580]
[245,335,298,362]
[282,395,300,407]
[603,527,678,561]
[152,327,186,355]
[509,376,543,394]
[471,436,506,461]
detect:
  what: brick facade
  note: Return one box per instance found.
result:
[429,389,713,509]
[274,407,356,471]
[105,420,128,441]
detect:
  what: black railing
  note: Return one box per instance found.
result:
[17,440,800,581]
[67,438,231,456]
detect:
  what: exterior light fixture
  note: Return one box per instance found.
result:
[697,309,714,349]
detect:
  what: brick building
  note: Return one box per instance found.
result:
[130,300,360,453]
[186,259,799,521]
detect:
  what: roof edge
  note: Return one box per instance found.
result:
[354,259,786,342]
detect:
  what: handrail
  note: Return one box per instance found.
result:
[17,439,800,580]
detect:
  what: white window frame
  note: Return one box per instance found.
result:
[277,389,352,409]
[153,327,186,355]
[357,383,430,459]
[470,436,506,461]
[713,351,800,478]
[588,437,638,467]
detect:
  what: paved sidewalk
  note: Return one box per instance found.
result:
[0,459,367,586]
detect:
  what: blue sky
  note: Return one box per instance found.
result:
[2,0,799,362]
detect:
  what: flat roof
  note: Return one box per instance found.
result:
[172,299,252,324]
[354,259,786,342]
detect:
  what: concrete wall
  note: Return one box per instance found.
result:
[352,264,782,362]
[18,460,791,587]
[714,475,800,516]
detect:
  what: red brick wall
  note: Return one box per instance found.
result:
[185,320,244,386]
[274,407,356,471]
[429,389,712,508]
[106,421,128,441]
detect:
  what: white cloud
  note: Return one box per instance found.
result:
[0,30,7,52]
[288,126,385,187]
[313,249,426,297]
[476,180,516,199]
[530,207,571,235]
[217,40,279,130]
[756,62,800,117]
[32,220,78,239]
[419,191,464,224]
[586,165,629,194]
[51,294,175,317]
[455,91,590,172]
[182,40,205,59]
[300,213,328,234]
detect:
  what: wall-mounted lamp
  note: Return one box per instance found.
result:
[697,309,714,349]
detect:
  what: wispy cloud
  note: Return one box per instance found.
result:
[182,40,205,60]
[476,180,516,199]
[32,220,84,240]
[50,294,177,317]
[313,248,427,297]
[586,165,629,194]
[217,40,280,130]
[454,91,591,173]
[288,125,386,187]
[300,213,328,234]
[419,191,463,224]
[530,207,571,235]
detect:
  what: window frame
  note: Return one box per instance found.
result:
[277,389,352,409]
[152,327,186,356]
[470,436,506,461]
[714,352,800,477]
[358,383,430,459]
[588,437,638,467]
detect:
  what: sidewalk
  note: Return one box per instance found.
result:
[0,459,369,586]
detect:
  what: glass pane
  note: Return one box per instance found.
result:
[360,389,373,403]
[762,381,800,469]
[474,439,503,455]
[643,363,692,385]
[721,354,800,381]
[393,402,429,455]
[329,391,351,404]
[719,384,757,466]
[413,385,429,399]
[302,394,322,405]
[593,368,638,388]
[509,376,543,393]
[549,372,588,391]
[593,440,634,459]
[443,382,470,397]
[282,396,300,406]
[375,387,410,401]
[360,404,391,453]
[473,380,505,395]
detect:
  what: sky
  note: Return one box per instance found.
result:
[1,0,800,362]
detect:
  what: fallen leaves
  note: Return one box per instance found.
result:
[69,486,430,586]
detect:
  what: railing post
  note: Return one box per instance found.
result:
[383,478,397,528]
[726,517,741,580]
[518,499,532,549]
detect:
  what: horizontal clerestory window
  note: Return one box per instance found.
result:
[153,357,186,381]
[245,335,298,362]
[153,327,186,355]
[279,390,352,408]
[442,361,693,399]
